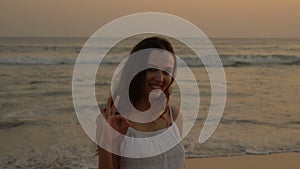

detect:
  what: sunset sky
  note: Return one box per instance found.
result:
[0,0,299,37]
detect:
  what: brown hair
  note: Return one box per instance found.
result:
[128,36,176,106]
[113,36,177,111]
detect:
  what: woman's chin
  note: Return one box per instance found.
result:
[149,89,163,99]
[149,89,167,106]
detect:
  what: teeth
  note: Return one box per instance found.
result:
[150,85,162,89]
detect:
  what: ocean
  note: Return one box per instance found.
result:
[0,37,299,168]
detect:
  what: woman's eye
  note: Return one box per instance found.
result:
[147,68,172,75]
[163,69,172,75]
[163,70,170,75]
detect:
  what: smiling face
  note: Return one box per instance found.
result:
[142,50,175,100]
[125,36,176,110]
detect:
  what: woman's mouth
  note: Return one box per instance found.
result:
[149,84,163,90]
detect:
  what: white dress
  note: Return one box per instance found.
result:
[119,107,185,169]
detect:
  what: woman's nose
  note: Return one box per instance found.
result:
[154,70,164,82]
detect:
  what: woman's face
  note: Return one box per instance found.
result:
[142,50,174,99]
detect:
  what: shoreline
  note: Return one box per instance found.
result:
[185,150,300,159]
[185,152,300,169]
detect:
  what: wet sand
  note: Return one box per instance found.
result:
[186,153,300,169]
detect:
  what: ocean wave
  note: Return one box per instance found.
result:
[185,149,300,158]
[0,45,82,53]
[0,54,299,66]
[220,54,300,66]
[0,119,44,129]
[183,54,300,66]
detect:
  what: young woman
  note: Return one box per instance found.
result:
[97,36,185,169]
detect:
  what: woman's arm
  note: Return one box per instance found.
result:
[98,146,119,169]
[98,146,114,169]
[97,96,129,169]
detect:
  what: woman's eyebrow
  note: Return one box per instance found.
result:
[163,67,173,71]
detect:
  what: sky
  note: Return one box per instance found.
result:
[0,0,299,38]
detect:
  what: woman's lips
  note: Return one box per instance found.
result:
[149,84,163,90]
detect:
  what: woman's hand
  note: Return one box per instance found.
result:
[97,96,127,169]
[101,95,130,135]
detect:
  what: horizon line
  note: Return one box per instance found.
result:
[1,36,300,39]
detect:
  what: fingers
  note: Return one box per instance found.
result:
[120,121,130,131]
[115,114,129,126]
[103,95,115,119]
[114,115,130,133]
[114,95,120,108]
[106,96,112,115]
[101,95,129,134]
[110,95,120,116]
[100,106,105,114]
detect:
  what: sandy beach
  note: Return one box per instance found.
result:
[1,38,299,168]
[186,153,300,169]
